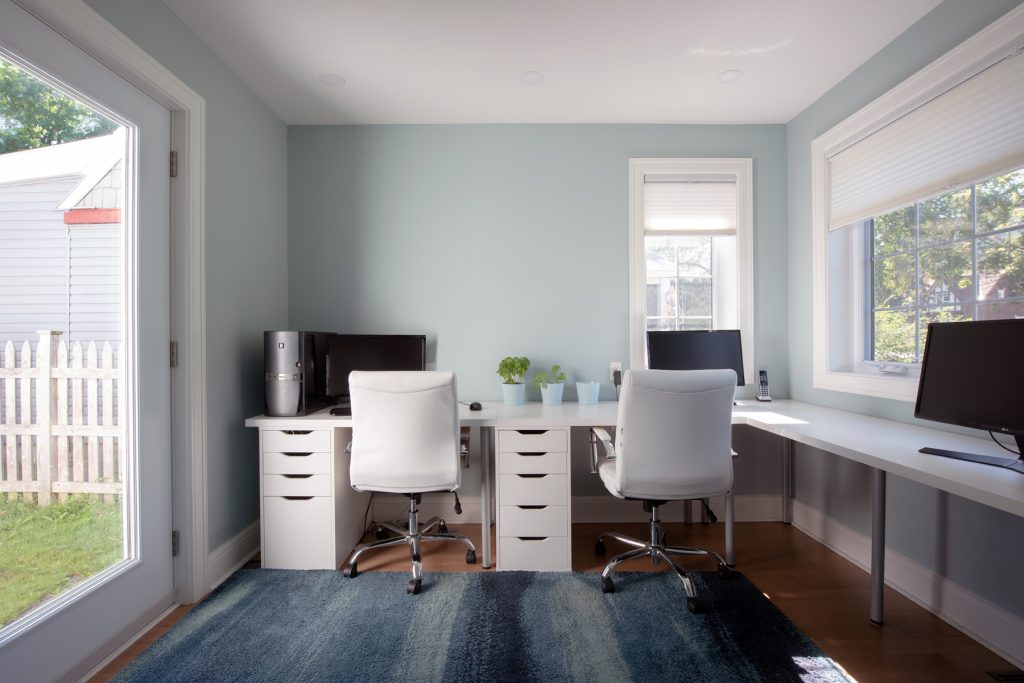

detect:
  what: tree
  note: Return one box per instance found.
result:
[0,59,116,154]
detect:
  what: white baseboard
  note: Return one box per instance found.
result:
[370,494,781,525]
[205,522,260,596]
[792,500,1024,669]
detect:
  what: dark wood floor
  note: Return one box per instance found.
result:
[91,522,1019,682]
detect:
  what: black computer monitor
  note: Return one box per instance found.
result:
[915,319,1024,473]
[325,334,427,408]
[646,330,745,386]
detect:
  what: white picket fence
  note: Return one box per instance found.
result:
[0,331,122,506]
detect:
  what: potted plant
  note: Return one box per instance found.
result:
[497,356,530,406]
[533,364,567,405]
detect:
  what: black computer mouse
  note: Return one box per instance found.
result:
[469,401,482,411]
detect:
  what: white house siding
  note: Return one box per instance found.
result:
[0,176,78,344]
[0,164,122,346]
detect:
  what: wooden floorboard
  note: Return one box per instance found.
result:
[90,521,1019,682]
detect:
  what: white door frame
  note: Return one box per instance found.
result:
[15,0,210,605]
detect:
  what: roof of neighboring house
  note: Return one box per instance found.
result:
[0,130,124,207]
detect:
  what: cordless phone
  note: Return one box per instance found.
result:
[756,370,772,402]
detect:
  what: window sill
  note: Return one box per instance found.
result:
[813,369,918,402]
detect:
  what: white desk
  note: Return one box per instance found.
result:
[246,399,1024,624]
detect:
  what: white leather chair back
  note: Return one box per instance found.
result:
[610,369,735,500]
[349,371,461,494]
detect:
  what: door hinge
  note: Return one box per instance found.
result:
[170,341,178,368]
[172,530,180,557]
[170,150,178,178]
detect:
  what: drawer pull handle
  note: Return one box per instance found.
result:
[517,505,547,510]
[282,452,312,457]
[517,452,546,456]
[283,430,313,435]
[516,429,547,435]
[517,537,547,542]
[516,474,547,479]
[283,496,314,501]
[283,474,313,479]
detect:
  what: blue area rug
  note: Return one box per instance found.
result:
[115,569,851,682]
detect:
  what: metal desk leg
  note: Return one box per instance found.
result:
[782,439,794,524]
[683,500,693,524]
[700,498,709,524]
[480,426,494,569]
[725,490,735,566]
[870,468,886,625]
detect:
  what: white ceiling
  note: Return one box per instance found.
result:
[161,0,941,125]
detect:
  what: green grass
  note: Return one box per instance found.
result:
[0,495,123,628]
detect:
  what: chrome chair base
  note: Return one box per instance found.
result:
[342,494,476,593]
[596,503,730,613]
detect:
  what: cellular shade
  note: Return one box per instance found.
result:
[828,50,1024,230]
[643,178,736,235]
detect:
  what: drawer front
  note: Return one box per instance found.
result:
[498,474,568,506]
[497,450,567,475]
[262,429,331,454]
[262,450,331,475]
[498,429,567,454]
[499,536,570,572]
[262,473,332,497]
[262,496,335,569]
[499,505,568,537]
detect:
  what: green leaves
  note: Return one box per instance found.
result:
[1,59,117,154]
[497,356,530,384]
[533,364,566,390]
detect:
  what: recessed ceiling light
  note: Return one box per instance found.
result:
[521,70,544,86]
[718,69,743,84]
[318,73,346,88]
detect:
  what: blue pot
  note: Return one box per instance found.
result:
[501,383,526,406]
[540,382,564,405]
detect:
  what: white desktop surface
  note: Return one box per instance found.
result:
[247,399,1023,518]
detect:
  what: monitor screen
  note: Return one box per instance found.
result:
[325,334,427,399]
[646,330,745,386]
[915,319,1024,437]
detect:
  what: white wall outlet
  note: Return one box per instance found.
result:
[609,361,622,380]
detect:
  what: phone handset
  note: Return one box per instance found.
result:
[756,370,772,402]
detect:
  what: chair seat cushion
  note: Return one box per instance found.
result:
[599,458,729,501]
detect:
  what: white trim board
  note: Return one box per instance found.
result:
[207,522,260,592]
[792,499,1024,669]
[15,0,210,604]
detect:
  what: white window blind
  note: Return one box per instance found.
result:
[643,177,737,235]
[828,49,1024,230]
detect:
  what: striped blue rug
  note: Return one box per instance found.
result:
[115,569,851,682]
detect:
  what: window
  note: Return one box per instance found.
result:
[628,158,753,380]
[812,9,1024,400]
[868,168,1024,365]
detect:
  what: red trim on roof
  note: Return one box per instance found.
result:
[63,208,122,225]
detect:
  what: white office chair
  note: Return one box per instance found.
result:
[591,368,736,613]
[342,370,476,594]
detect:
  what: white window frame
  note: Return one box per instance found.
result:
[811,6,1024,401]
[628,158,754,382]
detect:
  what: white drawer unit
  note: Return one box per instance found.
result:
[495,427,571,571]
[256,427,356,570]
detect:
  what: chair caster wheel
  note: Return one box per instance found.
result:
[717,564,736,579]
[686,597,703,614]
[408,579,421,595]
[375,527,389,540]
[595,539,606,556]
[601,576,614,593]
[438,522,449,534]
[466,549,476,564]
[412,552,421,563]
[342,563,358,578]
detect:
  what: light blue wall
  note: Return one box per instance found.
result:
[86,0,290,550]
[288,124,789,402]
[786,0,1024,615]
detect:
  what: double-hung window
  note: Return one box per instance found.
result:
[628,158,753,380]
[812,9,1024,400]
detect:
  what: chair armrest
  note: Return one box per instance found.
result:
[590,426,616,474]
[460,427,471,469]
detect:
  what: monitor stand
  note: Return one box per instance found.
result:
[920,434,1024,474]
